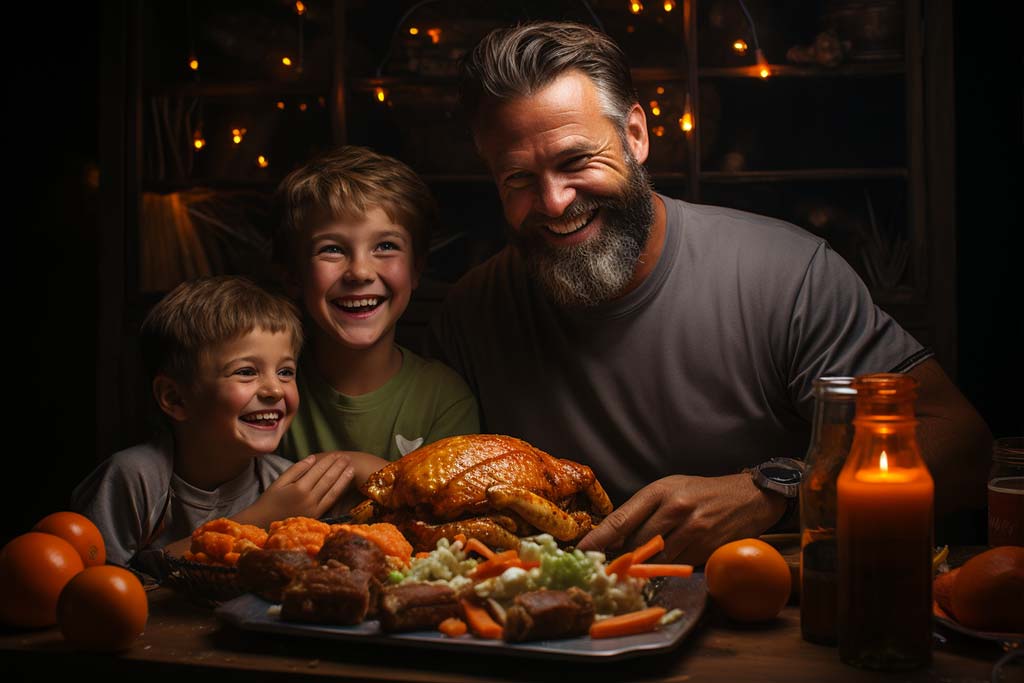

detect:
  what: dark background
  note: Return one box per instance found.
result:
[4,2,1019,545]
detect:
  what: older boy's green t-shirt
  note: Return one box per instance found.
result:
[279,346,479,462]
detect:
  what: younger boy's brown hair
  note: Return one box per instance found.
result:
[140,275,304,385]
[275,145,438,269]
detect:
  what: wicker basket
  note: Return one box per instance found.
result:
[163,552,244,605]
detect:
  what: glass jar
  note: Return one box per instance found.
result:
[837,374,933,671]
[800,377,856,646]
[988,436,1024,546]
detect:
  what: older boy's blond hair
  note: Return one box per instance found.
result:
[276,145,437,267]
[140,275,303,385]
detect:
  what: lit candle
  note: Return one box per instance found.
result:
[837,375,933,671]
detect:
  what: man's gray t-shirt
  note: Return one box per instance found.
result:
[433,195,930,505]
[71,436,292,576]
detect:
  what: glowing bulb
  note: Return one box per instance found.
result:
[375,86,387,103]
[680,93,694,133]
[653,125,665,137]
[649,100,661,116]
[299,102,308,111]
[193,136,205,150]
[188,58,199,71]
[282,56,293,67]
[294,1,305,15]
[276,100,286,110]
[663,0,676,11]
[427,28,442,44]
[409,27,420,35]
[232,128,246,144]
[656,86,665,95]
[880,451,889,472]
[629,1,643,14]
[755,49,771,78]
[257,155,269,168]
[732,39,748,55]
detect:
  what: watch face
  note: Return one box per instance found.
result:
[761,466,802,484]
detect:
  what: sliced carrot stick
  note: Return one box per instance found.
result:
[438,617,467,637]
[464,538,496,560]
[453,533,467,546]
[631,534,665,564]
[605,551,635,576]
[470,550,523,580]
[626,563,694,579]
[461,599,503,639]
[589,607,667,639]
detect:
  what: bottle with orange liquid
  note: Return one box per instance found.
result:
[837,374,933,671]
[799,377,856,645]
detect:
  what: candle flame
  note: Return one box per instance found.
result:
[879,451,889,472]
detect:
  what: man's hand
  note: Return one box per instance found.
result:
[236,453,355,527]
[576,473,787,565]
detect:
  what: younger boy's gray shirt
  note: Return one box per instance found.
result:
[433,195,931,505]
[71,436,291,576]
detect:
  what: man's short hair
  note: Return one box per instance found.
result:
[459,21,638,130]
[140,275,303,385]
[276,145,437,267]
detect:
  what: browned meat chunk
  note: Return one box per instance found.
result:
[317,529,388,581]
[280,562,379,625]
[378,583,462,633]
[503,588,595,642]
[237,549,315,602]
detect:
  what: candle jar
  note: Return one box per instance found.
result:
[988,437,1024,546]
[800,377,856,646]
[837,374,934,671]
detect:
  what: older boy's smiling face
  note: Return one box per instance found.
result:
[182,328,299,461]
[302,207,419,353]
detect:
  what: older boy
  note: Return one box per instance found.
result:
[276,146,479,464]
[73,276,355,575]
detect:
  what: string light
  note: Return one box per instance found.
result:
[680,93,694,133]
[663,0,676,11]
[426,28,442,44]
[375,86,387,103]
[653,125,665,137]
[299,101,308,111]
[188,57,199,71]
[294,1,305,15]
[276,100,286,110]
[649,100,661,116]
[733,39,749,55]
[656,86,665,95]
[318,96,326,107]
[257,155,269,168]
[409,27,420,35]
[282,56,293,67]
[193,130,206,150]
[755,48,771,78]
[737,0,769,78]
[232,128,246,144]
[629,1,643,14]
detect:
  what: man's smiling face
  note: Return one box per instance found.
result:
[474,70,655,307]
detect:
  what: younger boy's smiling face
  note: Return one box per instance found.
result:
[181,328,299,460]
[302,207,419,353]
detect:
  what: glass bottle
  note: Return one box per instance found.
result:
[988,436,1024,546]
[837,374,933,671]
[800,377,856,645]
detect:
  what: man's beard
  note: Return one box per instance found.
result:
[508,151,654,309]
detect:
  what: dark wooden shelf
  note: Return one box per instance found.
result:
[700,168,908,183]
[145,81,330,97]
[142,179,279,193]
[699,63,905,79]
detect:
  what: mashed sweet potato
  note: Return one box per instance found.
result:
[184,518,268,566]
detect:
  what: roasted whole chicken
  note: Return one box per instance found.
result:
[350,434,614,551]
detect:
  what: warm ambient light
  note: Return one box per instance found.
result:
[282,56,293,67]
[426,28,442,44]
[755,48,771,78]
[409,27,419,35]
[232,128,246,144]
[663,0,676,11]
[653,125,665,137]
[629,1,643,14]
[733,39,748,55]
[294,1,305,15]
[276,100,285,110]
[649,100,661,116]
[375,86,387,103]
[680,112,693,132]
[879,450,889,472]
[257,155,269,168]
[193,134,205,150]
[656,85,665,95]
[188,58,199,71]
[299,101,308,111]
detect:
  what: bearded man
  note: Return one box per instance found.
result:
[431,22,991,563]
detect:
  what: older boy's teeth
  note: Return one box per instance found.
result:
[241,411,281,424]
[544,208,598,235]
[338,297,382,311]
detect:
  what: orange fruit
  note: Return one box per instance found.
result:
[0,532,85,628]
[933,566,959,618]
[57,565,148,651]
[33,511,106,567]
[950,546,1024,633]
[705,538,791,622]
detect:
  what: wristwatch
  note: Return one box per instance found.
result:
[747,457,806,498]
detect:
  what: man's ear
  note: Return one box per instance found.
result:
[623,102,650,165]
[153,375,189,422]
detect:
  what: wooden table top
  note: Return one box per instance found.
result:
[2,586,1019,683]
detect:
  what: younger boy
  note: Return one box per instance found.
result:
[72,276,355,575]
[275,146,479,466]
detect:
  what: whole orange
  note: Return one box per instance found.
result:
[57,565,148,651]
[33,511,106,567]
[705,538,791,622]
[0,532,85,628]
[950,546,1024,633]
